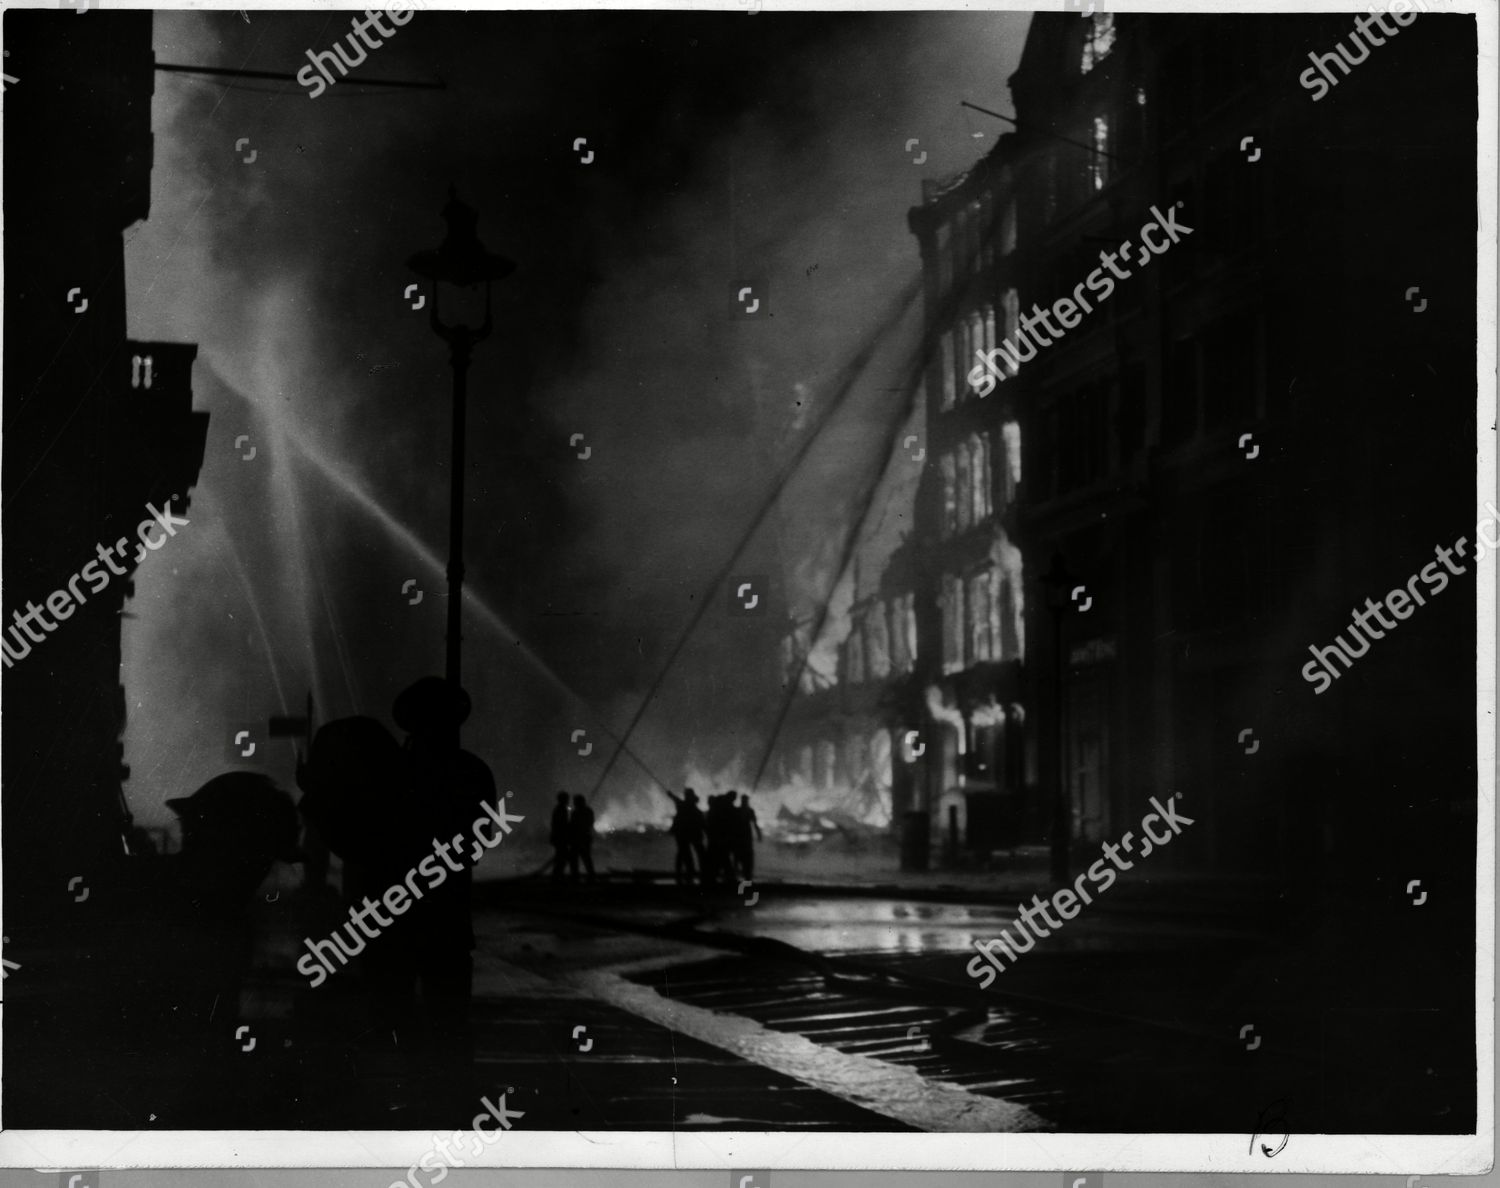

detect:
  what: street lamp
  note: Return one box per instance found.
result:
[407,187,515,692]
[1040,551,1077,884]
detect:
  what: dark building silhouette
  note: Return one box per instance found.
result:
[901,10,1475,882]
[3,11,208,920]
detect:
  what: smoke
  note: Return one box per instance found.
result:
[122,9,1030,833]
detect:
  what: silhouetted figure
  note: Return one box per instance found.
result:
[735,792,763,881]
[550,791,572,880]
[704,792,737,887]
[664,787,705,885]
[296,716,418,1058]
[123,772,303,1125]
[393,676,498,1121]
[568,794,597,883]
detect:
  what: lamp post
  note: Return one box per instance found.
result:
[1041,551,1077,884]
[407,187,515,692]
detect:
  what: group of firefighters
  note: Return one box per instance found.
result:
[548,785,766,888]
[663,786,763,887]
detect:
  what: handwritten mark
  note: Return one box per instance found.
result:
[1250,1097,1289,1157]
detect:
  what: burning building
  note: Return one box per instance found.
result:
[777,7,1475,882]
[901,9,1475,880]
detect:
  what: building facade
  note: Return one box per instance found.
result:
[905,163,1031,867]
[903,9,1475,880]
[4,12,209,919]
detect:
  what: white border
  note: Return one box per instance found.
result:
[0,0,1493,1173]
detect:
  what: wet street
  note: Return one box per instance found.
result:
[466,880,1441,1133]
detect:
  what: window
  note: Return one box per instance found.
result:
[967,570,1000,663]
[955,447,972,534]
[938,333,956,411]
[866,603,891,680]
[968,433,992,525]
[999,576,1021,660]
[904,595,919,667]
[846,627,866,685]
[1002,289,1020,362]
[940,454,958,536]
[1081,12,1116,74]
[964,310,990,399]
[956,318,975,402]
[964,201,982,268]
[817,740,838,790]
[1000,421,1022,508]
[940,574,965,674]
[1040,154,1058,227]
[1000,199,1018,256]
[1091,116,1110,192]
[888,597,911,674]
[131,354,154,390]
[934,222,952,302]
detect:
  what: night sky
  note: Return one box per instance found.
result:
[121,7,1031,835]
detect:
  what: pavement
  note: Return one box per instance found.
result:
[2,860,1475,1133]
